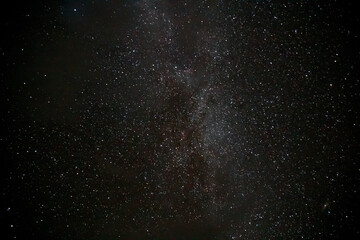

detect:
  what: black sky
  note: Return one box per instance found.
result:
[1,0,360,239]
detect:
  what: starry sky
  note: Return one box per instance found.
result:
[1,0,359,239]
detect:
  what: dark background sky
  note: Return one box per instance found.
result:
[1,0,359,239]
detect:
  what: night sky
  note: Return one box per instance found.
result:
[1,0,360,239]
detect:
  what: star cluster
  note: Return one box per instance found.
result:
[1,0,359,239]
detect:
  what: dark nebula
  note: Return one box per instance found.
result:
[1,0,359,239]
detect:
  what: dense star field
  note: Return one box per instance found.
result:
[1,0,359,239]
